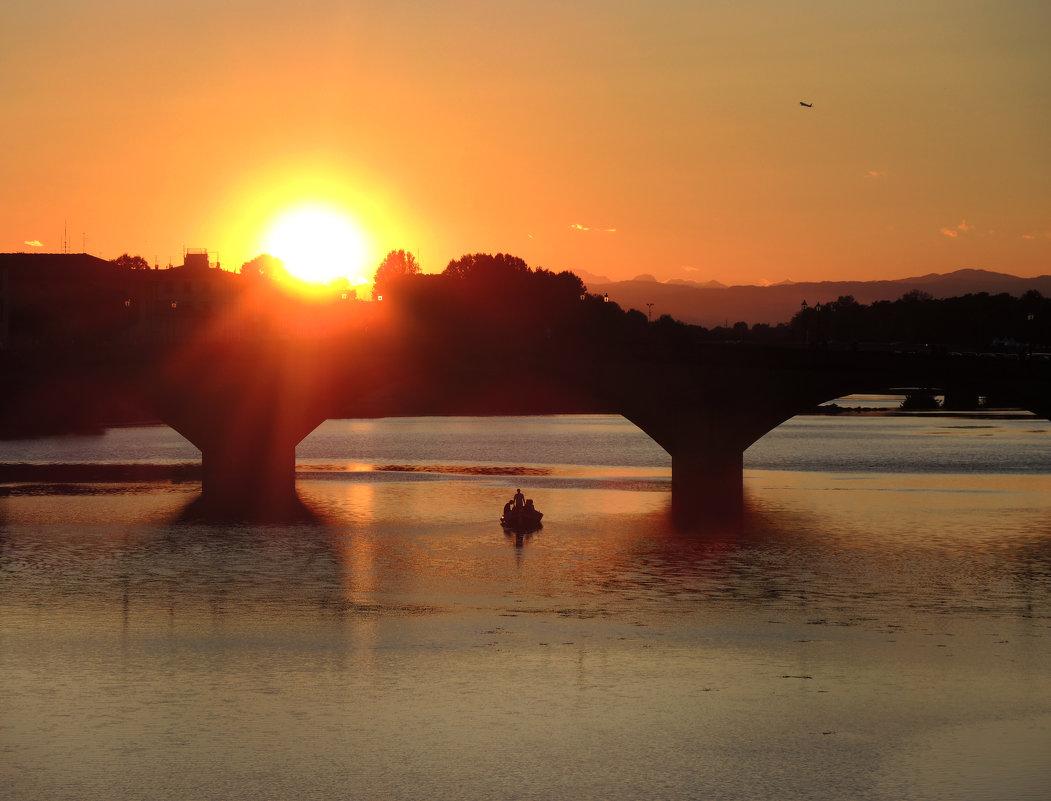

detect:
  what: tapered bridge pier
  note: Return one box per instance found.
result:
[139,341,335,518]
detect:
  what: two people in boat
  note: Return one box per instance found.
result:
[503,488,536,518]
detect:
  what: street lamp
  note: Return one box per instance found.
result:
[646,302,654,322]
[168,300,178,343]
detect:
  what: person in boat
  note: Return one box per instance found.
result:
[503,499,514,518]
[513,488,525,509]
[524,498,535,513]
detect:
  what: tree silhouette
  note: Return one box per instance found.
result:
[783,290,1051,349]
[239,254,286,281]
[443,252,529,283]
[111,253,150,271]
[372,249,420,299]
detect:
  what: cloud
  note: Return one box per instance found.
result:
[569,223,616,233]
[1022,234,1036,240]
[940,220,971,238]
[24,239,42,247]
[864,170,887,179]
[682,266,699,272]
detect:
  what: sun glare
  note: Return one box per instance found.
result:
[261,205,370,286]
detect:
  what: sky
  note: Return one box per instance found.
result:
[2,0,1049,287]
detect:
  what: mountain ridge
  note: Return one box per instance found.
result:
[586,268,1051,327]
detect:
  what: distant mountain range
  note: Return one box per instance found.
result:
[582,269,1051,327]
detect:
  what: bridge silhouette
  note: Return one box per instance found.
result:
[8,333,1048,523]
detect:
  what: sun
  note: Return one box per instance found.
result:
[260,204,370,285]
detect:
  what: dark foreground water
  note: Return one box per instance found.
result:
[2,408,1050,800]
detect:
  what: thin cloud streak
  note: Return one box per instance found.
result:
[570,223,617,233]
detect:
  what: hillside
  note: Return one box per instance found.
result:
[587,269,1051,327]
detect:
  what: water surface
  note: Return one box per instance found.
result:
[2,410,1050,800]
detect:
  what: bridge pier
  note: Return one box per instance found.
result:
[136,340,335,520]
[670,450,744,525]
[199,438,299,518]
[620,402,751,528]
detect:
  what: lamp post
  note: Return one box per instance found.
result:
[646,302,654,322]
[121,298,132,343]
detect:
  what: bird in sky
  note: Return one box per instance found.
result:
[799,101,813,108]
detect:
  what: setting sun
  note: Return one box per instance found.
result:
[261,204,370,285]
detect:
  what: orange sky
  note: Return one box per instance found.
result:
[2,1,1049,286]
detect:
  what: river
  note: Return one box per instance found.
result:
[2,401,1050,800]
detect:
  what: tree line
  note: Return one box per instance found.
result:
[105,248,1051,352]
[371,252,1051,352]
[782,290,1050,350]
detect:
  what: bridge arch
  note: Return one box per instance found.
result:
[605,348,1051,524]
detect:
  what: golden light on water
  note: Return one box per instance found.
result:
[260,203,372,286]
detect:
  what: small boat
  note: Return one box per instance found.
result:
[500,501,543,531]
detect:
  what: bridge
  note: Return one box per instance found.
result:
[5,332,1049,522]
